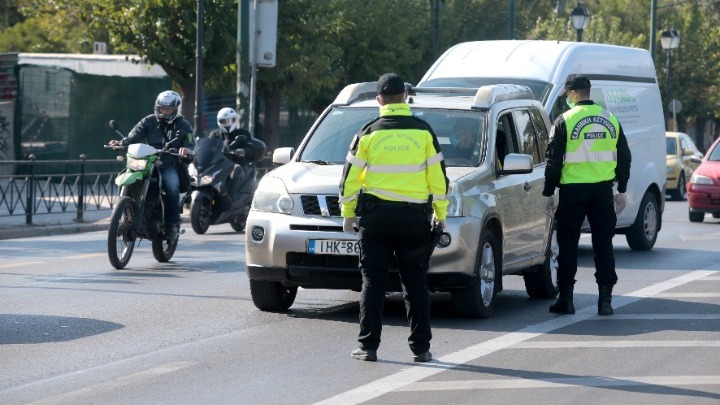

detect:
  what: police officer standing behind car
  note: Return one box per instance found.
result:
[340,73,449,362]
[543,74,631,316]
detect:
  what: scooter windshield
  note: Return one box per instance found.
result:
[193,137,226,172]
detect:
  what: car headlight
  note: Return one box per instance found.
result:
[252,176,294,213]
[127,157,148,171]
[445,182,462,217]
[690,174,713,185]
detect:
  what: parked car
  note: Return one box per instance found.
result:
[245,82,558,318]
[666,131,703,200]
[687,136,720,222]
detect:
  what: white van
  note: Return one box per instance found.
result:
[419,40,666,250]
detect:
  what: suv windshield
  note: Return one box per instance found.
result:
[300,106,487,167]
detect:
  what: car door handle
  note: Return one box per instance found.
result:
[524,182,531,191]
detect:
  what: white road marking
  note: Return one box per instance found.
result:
[515,340,720,348]
[395,375,720,392]
[679,232,720,241]
[652,292,720,298]
[64,253,105,259]
[0,262,43,268]
[587,314,720,320]
[703,276,720,281]
[27,362,194,405]
[312,270,716,405]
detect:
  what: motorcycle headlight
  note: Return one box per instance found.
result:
[252,176,294,214]
[199,175,213,186]
[127,157,148,171]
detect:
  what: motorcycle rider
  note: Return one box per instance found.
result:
[206,107,266,200]
[108,90,194,239]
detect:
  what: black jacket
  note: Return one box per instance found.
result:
[122,115,195,165]
[207,128,266,165]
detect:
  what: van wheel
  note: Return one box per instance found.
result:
[451,229,500,318]
[250,279,297,311]
[626,192,659,251]
[524,220,559,299]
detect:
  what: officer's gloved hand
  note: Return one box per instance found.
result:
[614,192,627,214]
[343,217,358,235]
[543,196,556,217]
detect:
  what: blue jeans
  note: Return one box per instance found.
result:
[159,165,180,228]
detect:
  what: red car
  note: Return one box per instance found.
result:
[687,136,720,222]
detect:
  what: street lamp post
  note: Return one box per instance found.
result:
[570,3,590,42]
[661,27,681,131]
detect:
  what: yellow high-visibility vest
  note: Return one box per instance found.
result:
[560,104,620,184]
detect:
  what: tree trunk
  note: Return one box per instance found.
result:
[263,89,282,152]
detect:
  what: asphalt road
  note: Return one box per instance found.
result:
[0,200,718,404]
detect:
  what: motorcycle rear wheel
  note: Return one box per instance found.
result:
[152,236,178,262]
[108,196,136,269]
[190,196,212,234]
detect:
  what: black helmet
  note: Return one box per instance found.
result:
[154,90,182,123]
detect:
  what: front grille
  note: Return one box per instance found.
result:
[300,195,341,216]
[286,252,359,268]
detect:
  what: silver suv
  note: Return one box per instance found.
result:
[245,82,558,318]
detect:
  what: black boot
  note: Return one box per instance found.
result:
[549,285,575,314]
[598,285,614,315]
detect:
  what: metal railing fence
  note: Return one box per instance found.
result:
[0,155,275,226]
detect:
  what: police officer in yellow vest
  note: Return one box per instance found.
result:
[542,74,631,316]
[340,73,449,362]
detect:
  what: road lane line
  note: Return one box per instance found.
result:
[64,253,105,259]
[0,262,43,268]
[395,375,720,392]
[588,314,720,320]
[26,362,195,405]
[515,340,720,348]
[652,292,720,298]
[312,270,716,405]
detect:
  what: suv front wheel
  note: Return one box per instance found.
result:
[250,279,298,311]
[451,228,501,318]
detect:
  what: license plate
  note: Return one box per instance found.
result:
[307,239,361,256]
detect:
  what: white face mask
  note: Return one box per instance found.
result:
[566,97,576,109]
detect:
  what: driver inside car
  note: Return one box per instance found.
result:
[444,118,478,161]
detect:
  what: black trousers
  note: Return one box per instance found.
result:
[555,181,618,288]
[357,203,432,354]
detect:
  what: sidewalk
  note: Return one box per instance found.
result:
[0,210,112,240]
[0,210,194,240]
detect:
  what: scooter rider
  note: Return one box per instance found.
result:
[207,107,266,199]
[109,90,194,239]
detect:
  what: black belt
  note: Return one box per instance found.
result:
[374,199,426,210]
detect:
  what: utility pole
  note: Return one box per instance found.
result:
[649,0,657,60]
[236,0,250,130]
[194,0,204,137]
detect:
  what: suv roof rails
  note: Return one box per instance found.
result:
[333,82,534,109]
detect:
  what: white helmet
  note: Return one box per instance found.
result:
[217,107,238,133]
[155,90,182,123]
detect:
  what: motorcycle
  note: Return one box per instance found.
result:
[104,119,185,270]
[185,136,259,234]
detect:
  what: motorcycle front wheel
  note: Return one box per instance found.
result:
[107,196,136,269]
[152,236,178,262]
[190,195,212,234]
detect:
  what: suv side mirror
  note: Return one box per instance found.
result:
[498,153,533,175]
[273,147,295,165]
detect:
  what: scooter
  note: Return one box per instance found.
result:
[186,136,258,234]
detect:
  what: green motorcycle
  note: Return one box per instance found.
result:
[105,120,183,270]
